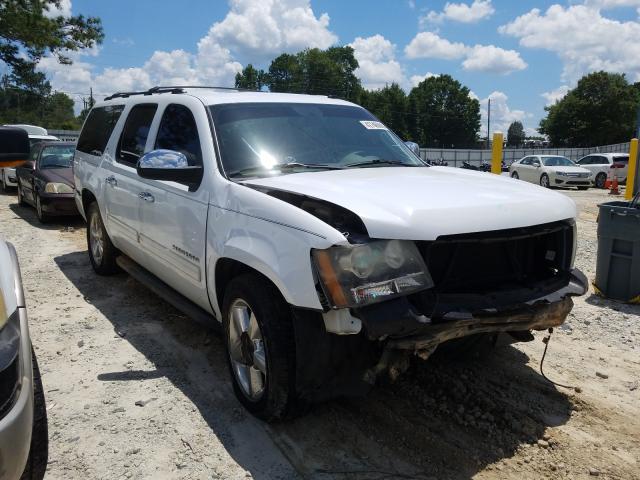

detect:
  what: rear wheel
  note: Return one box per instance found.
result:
[595,172,607,189]
[87,202,119,275]
[511,171,519,179]
[540,173,550,188]
[223,273,298,421]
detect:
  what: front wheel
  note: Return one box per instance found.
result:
[540,173,550,188]
[223,273,298,422]
[511,171,519,179]
[17,182,26,205]
[87,202,119,275]
[35,194,48,223]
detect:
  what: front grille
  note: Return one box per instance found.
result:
[414,221,574,307]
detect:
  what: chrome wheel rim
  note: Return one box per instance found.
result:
[596,174,605,188]
[89,213,104,264]
[228,299,267,401]
[541,175,549,187]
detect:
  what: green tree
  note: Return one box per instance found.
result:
[407,75,480,148]
[264,47,361,102]
[235,64,266,90]
[539,71,639,147]
[0,0,103,91]
[359,83,409,139]
[507,121,525,147]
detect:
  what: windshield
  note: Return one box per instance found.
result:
[209,103,424,178]
[543,156,575,167]
[39,145,74,169]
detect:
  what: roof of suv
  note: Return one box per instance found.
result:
[99,86,355,108]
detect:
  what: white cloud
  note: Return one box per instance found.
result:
[541,85,570,105]
[480,91,533,138]
[405,32,527,74]
[350,35,405,89]
[462,45,527,73]
[405,32,467,60]
[422,0,494,25]
[203,0,336,62]
[43,0,72,18]
[38,0,338,111]
[499,4,640,82]
[410,72,438,87]
[408,0,416,9]
[584,0,640,8]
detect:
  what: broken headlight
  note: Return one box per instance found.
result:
[312,240,434,308]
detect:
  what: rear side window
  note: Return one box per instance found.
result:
[77,105,124,155]
[154,104,202,166]
[117,104,158,165]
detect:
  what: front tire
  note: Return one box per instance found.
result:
[223,273,298,422]
[87,202,119,275]
[540,173,550,188]
[511,171,519,179]
[35,194,48,223]
[17,182,26,206]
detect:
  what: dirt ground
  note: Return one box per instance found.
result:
[1,186,638,480]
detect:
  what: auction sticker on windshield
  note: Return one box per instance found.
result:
[360,120,387,130]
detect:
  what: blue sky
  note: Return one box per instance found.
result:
[38,0,640,137]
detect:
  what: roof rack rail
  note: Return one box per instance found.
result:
[103,85,267,101]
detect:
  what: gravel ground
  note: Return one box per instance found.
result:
[1,186,638,480]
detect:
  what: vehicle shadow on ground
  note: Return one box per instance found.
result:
[8,202,84,231]
[54,250,574,480]
[584,293,640,316]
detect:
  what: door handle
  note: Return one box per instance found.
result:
[105,176,117,187]
[138,192,155,203]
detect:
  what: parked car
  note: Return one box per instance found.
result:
[74,87,587,421]
[0,127,47,479]
[0,125,59,191]
[510,155,592,189]
[576,153,629,188]
[15,142,78,223]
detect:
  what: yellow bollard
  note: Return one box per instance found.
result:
[625,138,638,200]
[491,132,504,175]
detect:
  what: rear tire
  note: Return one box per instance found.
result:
[540,173,550,188]
[223,273,298,422]
[87,202,119,275]
[595,172,607,189]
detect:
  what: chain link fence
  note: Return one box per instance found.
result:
[419,142,630,168]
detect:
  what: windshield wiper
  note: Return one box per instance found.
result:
[344,159,418,168]
[229,162,343,177]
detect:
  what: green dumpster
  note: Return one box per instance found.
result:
[594,198,640,302]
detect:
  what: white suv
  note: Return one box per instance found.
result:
[576,152,629,188]
[73,87,587,421]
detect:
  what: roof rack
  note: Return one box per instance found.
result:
[103,85,265,101]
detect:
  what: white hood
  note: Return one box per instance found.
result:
[242,166,577,241]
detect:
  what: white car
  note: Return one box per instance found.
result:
[0,125,59,191]
[73,87,587,421]
[576,152,629,188]
[509,155,592,189]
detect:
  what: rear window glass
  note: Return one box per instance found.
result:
[613,156,629,164]
[76,105,124,155]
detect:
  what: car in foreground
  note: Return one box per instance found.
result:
[0,127,47,479]
[0,125,59,192]
[16,142,78,223]
[576,152,629,188]
[74,87,587,421]
[510,155,592,189]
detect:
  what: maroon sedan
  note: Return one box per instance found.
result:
[15,142,79,222]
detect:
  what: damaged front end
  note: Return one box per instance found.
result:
[295,219,587,401]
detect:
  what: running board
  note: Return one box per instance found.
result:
[116,255,219,331]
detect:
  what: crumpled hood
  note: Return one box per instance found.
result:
[242,166,577,240]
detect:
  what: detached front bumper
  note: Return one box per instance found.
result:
[353,269,588,351]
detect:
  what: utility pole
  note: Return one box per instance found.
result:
[487,98,491,149]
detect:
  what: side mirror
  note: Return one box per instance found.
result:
[136,149,203,185]
[404,141,421,158]
[533,161,541,168]
[0,127,30,168]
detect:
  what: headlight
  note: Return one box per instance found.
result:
[45,182,73,194]
[556,172,568,177]
[312,240,434,308]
